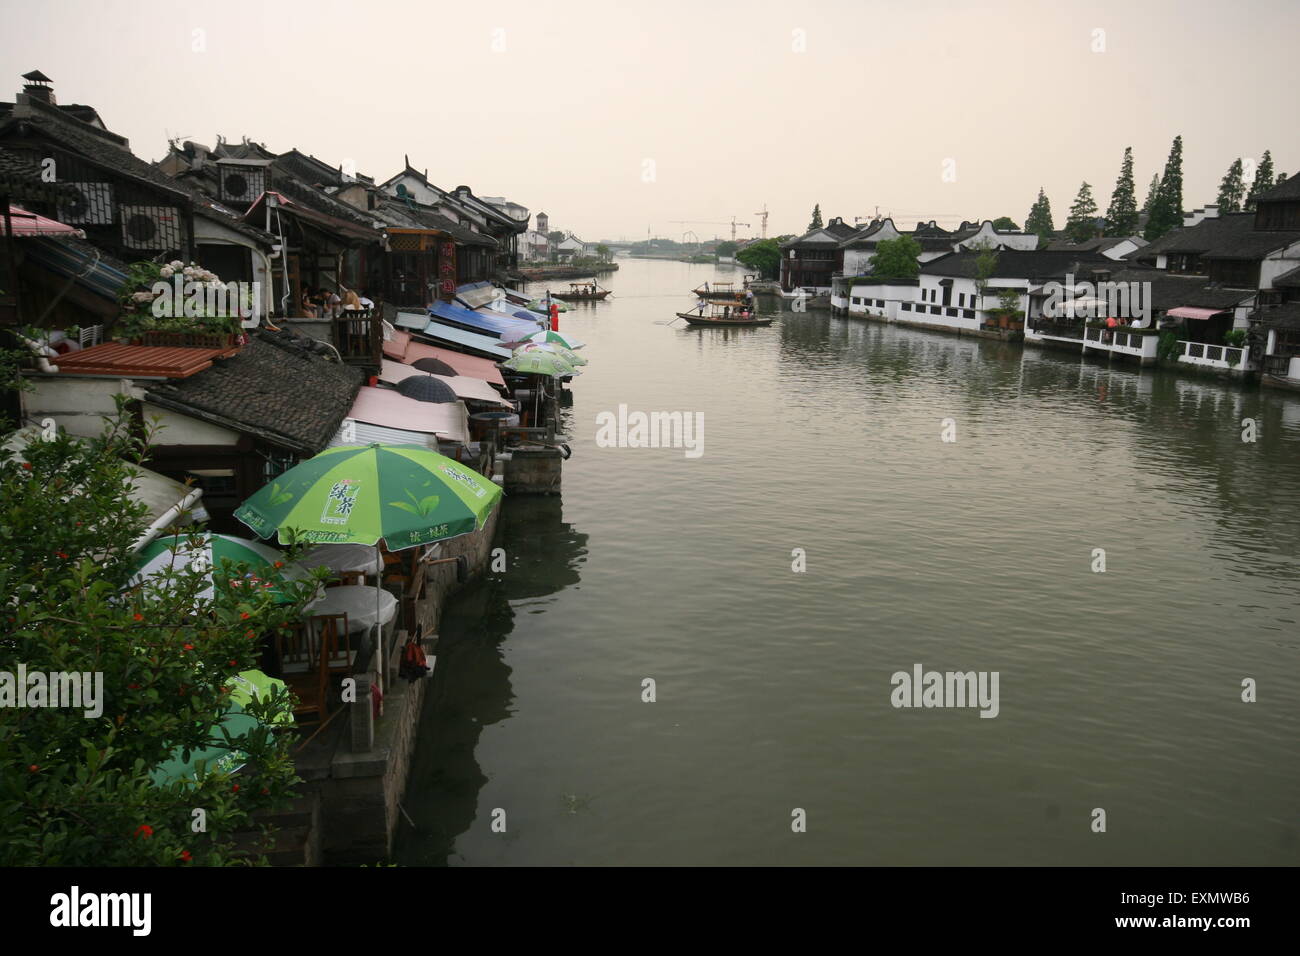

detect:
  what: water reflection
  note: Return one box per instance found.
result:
[394,498,588,865]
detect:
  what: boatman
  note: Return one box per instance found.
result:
[697,298,707,316]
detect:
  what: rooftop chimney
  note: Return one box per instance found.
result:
[21,69,55,104]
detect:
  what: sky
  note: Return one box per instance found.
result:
[1,0,1297,242]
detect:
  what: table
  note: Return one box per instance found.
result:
[295,544,383,578]
[306,585,397,634]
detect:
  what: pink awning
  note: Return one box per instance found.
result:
[346,386,469,443]
[401,341,505,387]
[1167,306,1225,320]
[379,359,512,407]
[4,205,84,238]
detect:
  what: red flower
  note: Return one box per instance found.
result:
[231,784,240,793]
[20,462,32,471]
[179,850,192,862]
[133,613,143,622]
[228,660,238,668]
[183,643,195,651]
[273,561,284,569]
[244,630,255,639]
[240,612,250,620]
[135,824,154,839]
[55,551,68,559]
[128,683,141,690]
[28,764,38,773]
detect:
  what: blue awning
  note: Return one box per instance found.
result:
[428,299,540,339]
[21,237,128,301]
[417,321,514,359]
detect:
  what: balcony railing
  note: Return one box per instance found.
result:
[1083,327,1158,357]
[1029,319,1084,340]
[1177,340,1246,369]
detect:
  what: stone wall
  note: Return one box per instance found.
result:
[315,504,500,865]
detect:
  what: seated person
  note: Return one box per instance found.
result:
[300,286,318,318]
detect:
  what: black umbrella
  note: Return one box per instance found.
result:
[396,375,459,404]
[411,357,457,376]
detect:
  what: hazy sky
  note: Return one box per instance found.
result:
[2,0,1297,241]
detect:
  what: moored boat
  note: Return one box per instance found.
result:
[676,301,773,327]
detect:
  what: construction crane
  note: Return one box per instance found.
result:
[754,204,769,238]
[668,218,752,242]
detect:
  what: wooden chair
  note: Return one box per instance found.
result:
[278,623,328,725]
[314,612,356,677]
[275,621,314,676]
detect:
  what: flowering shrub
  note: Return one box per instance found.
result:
[116,260,248,340]
[0,403,323,865]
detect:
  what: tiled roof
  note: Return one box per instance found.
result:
[1104,267,1252,311]
[1257,173,1300,203]
[921,249,1111,281]
[1135,212,1300,261]
[1271,264,1300,288]
[1,104,272,245]
[1047,236,1144,253]
[144,329,364,453]
[1258,302,1300,330]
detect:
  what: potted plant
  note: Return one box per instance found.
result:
[115,260,246,347]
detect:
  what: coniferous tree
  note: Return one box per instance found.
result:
[1216,158,1245,212]
[808,204,823,231]
[1065,182,1100,243]
[1105,147,1139,235]
[1025,188,1055,243]
[1144,136,1185,241]
[1142,174,1161,214]
[1245,150,1276,211]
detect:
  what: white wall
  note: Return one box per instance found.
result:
[142,403,241,446]
[23,376,146,440]
[1260,241,1300,289]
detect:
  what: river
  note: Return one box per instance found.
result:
[394,256,1300,866]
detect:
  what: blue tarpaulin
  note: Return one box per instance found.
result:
[428,300,540,339]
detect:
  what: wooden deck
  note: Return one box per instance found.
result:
[52,343,239,378]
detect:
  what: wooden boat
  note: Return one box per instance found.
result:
[677,302,773,327]
[690,281,752,305]
[551,282,610,302]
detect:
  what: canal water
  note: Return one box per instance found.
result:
[394,257,1300,866]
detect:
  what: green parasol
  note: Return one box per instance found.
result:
[233,444,503,696]
[130,533,304,603]
[502,349,579,378]
[149,670,291,787]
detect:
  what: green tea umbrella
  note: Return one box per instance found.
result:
[130,533,303,602]
[503,349,579,378]
[234,444,502,549]
[515,342,588,366]
[522,329,585,349]
[526,296,572,314]
[149,670,291,787]
[234,444,503,695]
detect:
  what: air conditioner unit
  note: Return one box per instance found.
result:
[219,166,265,205]
[59,182,115,224]
[119,206,182,251]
